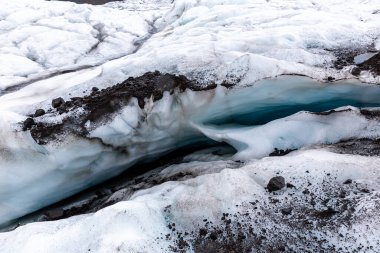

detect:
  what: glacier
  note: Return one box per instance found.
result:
[0,75,379,227]
[1,148,380,252]
[0,0,379,93]
[0,0,379,252]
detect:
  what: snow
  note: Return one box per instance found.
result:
[0,148,379,252]
[0,76,379,225]
[90,0,380,85]
[0,0,171,89]
[1,0,379,91]
[195,106,380,159]
[0,0,379,249]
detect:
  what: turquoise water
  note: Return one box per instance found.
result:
[198,76,380,126]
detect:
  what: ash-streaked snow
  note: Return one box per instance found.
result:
[1,148,379,252]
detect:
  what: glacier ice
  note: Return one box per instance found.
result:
[0,0,171,89]
[0,76,380,226]
[1,0,379,92]
[0,0,380,251]
[1,148,380,252]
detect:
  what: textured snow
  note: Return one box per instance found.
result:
[80,0,380,87]
[0,0,171,89]
[0,0,380,249]
[0,149,379,252]
[1,0,379,91]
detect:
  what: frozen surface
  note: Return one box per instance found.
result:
[0,0,379,92]
[0,76,380,226]
[0,0,171,89]
[0,149,379,252]
[354,52,378,64]
[0,0,380,250]
[196,106,380,159]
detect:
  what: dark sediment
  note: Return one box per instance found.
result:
[331,48,367,70]
[357,53,380,76]
[360,108,380,119]
[80,71,217,122]
[331,46,379,77]
[34,109,45,117]
[328,138,380,157]
[22,118,35,131]
[55,0,119,5]
[165,172,379,253]
[312,108,380,118]
[269,148,295,156]
[22,71,229,145]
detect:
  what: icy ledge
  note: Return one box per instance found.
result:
[0,74,380,226]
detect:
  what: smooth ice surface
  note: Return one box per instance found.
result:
[1,149,379,252]
[0,76,380,226]
[354,52,378,64]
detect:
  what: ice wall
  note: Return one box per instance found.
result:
[0,76,380,226]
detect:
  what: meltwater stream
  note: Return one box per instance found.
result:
[1,76,380,228]
[195,76,380,126]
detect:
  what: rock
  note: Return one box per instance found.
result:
[351,67,361,76]
[286,182,295,188]
[52,97,65,108]
[269,148,294,156]
[199,228,207,236]
[23,118,35,131]
[361,188,370,193]
[92,87,99,92]
[34,109,45,117]
[45,209,64,220]
[209,232,218,240]
[317,207,338,218]
[267,176,285,192]
[281,207,293,215]
[327,76,335,82]
[343,179,352,184]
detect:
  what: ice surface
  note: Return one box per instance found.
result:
[1,0,379,92]
[0,0,171,89]
[0,0,380,249]
[354,52,378,64]
[0,76,379,226]
[0,149,379,252]
[195,106,380,159]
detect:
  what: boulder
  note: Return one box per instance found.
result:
[52,97,65,108]
[267,176,285,192]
